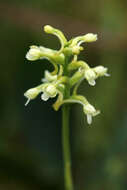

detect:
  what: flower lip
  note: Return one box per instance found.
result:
[41,92,50,101]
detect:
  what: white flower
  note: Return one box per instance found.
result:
[24,87,40,106]
[84,66,110,86]
[93,66,110,77]
[83,104,100,124]
[84,69,96,86]
[83,33,97,42]
[26,46,41,61]
[41,84,57,101]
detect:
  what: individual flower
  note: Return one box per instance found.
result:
[24,87,41,106]
[93,66,110,77]
[26,46,42,61]
[69,33,97,48]
[84,68,97,86]
[83,103,100,124]
[41,84,58,101]
[83,66,109,86]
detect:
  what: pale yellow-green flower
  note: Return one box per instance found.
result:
[41,84,58,101]
[24,87,41,106]
[93,66,109,77]
[84,69,97,86]
[83,103,100,124]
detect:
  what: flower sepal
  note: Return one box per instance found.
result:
[42,70,57,83]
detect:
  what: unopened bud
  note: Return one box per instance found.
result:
[84,33,97,42]
[44,25,54,33]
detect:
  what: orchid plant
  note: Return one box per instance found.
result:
[24,25,109,190]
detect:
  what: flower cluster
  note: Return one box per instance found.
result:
[24,25,109,124]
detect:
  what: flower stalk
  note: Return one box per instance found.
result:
[62,105,73,190]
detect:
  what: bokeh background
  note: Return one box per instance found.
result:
[0,0,127,189]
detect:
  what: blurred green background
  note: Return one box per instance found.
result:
[0,0,127,189]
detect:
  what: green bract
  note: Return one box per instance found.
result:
[24,25,109,124]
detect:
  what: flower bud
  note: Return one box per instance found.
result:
[44,25,54,33]
[26,46,41,61]
[83,33,97,42]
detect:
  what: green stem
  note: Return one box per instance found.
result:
[62,105,74,190]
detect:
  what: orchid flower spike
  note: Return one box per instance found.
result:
[24,25,109,125]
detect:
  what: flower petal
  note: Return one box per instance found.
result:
[88,79,96,86]
[41,92,49,101]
